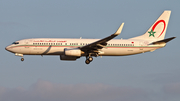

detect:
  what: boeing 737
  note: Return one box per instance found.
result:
[5,11,175,64]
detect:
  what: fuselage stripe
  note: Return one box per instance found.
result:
[7,45,163,49]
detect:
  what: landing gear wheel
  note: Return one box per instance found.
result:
[88,57,93,62]
[21,58,24,61]
[85,54,94,64]
[85,59,90,64]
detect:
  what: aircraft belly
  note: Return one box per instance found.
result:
[102,47,155,56]
[102,48,130,56]
[23,46,158,56]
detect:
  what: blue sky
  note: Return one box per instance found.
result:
[1,0,180,101]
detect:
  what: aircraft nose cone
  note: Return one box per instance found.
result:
[5,45,15,53]
[5,46,11,52]
[5,47,8,51]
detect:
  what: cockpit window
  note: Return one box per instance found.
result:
[12,42,19,44]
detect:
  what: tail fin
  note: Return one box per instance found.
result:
[131,10,171,41]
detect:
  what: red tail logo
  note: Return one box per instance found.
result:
[152,20,166,38]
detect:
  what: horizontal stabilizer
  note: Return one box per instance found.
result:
[150,37,176,45]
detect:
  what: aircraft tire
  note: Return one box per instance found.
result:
[21,58,24,61]
[85,59,90,64]
[88,57,93,62]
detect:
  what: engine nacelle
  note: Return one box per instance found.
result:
[60,55,77,61]
[64,48,82,57]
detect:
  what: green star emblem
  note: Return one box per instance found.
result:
[148,29,156,37]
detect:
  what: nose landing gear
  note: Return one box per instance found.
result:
[15,53,24,62]
[21,58,24,61]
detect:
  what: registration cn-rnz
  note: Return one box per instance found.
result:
[5,11,175,64]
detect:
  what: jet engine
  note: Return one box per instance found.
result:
[60,55,78,61]
[64,48,82,57]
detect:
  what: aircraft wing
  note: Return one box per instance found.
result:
[80,23,124,52]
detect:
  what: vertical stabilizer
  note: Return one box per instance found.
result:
[131,11,171,41]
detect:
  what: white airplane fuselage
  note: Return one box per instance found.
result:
[5,38,164,56]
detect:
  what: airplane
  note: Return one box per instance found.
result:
[5,10,175,64]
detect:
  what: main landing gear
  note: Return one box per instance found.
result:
[85,55,93,64]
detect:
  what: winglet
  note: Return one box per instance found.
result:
[114,23,124,35]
